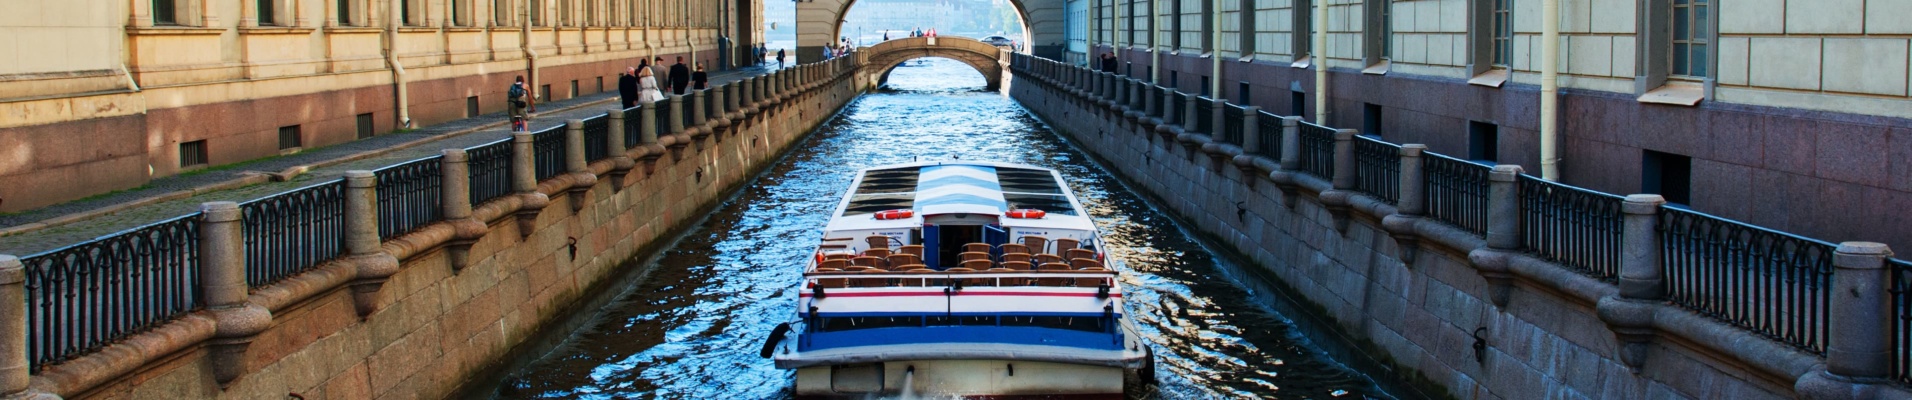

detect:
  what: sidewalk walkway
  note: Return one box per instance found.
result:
[0,65,779,256]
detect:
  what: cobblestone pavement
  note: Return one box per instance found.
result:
[0,66,777,256]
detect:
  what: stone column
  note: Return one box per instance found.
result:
[439,149,485,270]
[1470,164,1525,306]
[1828,242,1894,378]
[1382,144,1427,263]
[0,255,28,397]
[1599,194,1665,370]
[340,171,399,320]
[605,108,635,191]
[510,132,548,237]
[197,201,271,386]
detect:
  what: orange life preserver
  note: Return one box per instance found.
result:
[1005,209,1046,219]
[875,209,915,220]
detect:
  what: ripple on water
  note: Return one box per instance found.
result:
[494,58,1397,400]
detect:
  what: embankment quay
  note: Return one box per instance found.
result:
[0,42,1908,400]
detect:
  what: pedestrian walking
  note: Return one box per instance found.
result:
[617,67,640,108]
[1100,53,1118,73]
[507,76,531,132]
[776,49,786,68]
[652,56,669,89]
[669,56,691,95]
[637,67,665,103]
[692,64,709,90]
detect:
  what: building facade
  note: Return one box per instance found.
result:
[1066,0,1912,252]
[0,0,763,212]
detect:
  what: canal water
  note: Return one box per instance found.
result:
[486,58,1398,399]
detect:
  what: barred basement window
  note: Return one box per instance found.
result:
[596,76,605,94]
[180,140,208,167]
[570,80,579,98]
[467,96,480,118]
[357,113,375,139]
[540,84,551,102]
[278,125,302,150]
[1468,121,1499,163]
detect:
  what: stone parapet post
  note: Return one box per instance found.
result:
[689,90,709,147]
[1268,116,1303,207]
[340,171,399,319]
[439,149,484,271]
[605,108,635,190]
[1,255,27,397]
[1469,165,1525,306]
[197,201,270,386]
[1380,145,1428,264]
[562,119,594,212]
[666,95,687,160]
[710,86,731,143]
[510,133,549,238]
[1232,106,1265,189]
[1597,194,1666,370]
[1182,93,1200,133]
[1797,242,1900,400]
[640,102,659,145]
[1317,129,1360,233]
[1144,84,1160,121]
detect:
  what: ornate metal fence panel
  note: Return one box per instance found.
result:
[1195,97,1216,134]
[466,139,513,205]
[1166,92,1186,125]
[1296,121,1337,179]
[1659,207,1834,354]
[20,214,201,372]
[1517,175,1624,280]
[1353,136,1402,204]
[1220,104,1246,145]
[240,180,347,288]
[1891,258,1911,385]
[583,114,611,162]
[623,106,643,150]
[1254,110,1283,158]
[531,125,567,181]
[374,156,443,240]
[653,97,674,135]
[1422,153,1490,236]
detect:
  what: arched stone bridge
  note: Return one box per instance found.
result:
[855,37,1010,90]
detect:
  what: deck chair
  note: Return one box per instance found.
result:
[1000,243,1031,255]
[946,267,991,286]
[1020,236,1049,255]
[887,254,922,269]
[866,235,893,250]
[892,263,928,272]
[1069,258,1103,270]
[852,256,887,270]
[1001,253,1032,264]
[960,259,994,271]
[901,268,937,287]
[824,253,853,261]
[1066,249,1097,262]
[813,270,848,288]
[1054,238,1080,254]
[963,243,992,253]
[897,245,925,257]
[863,248,892,258]
[1035,254,1066,265]
[1000,261,1034,271]
[960,251,992,262]
[853,269,891,287]
[820,259,850,270]
[1035,263,1072,286]
[1074,268,1109,287]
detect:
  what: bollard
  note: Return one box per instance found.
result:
[1470,164,1525,307]
[1183,93,1200,133]
[564,119,587,173]
[1144,84,1160,120]
[1618,194,1667,301]
[342,171,400,319]
[1241,106,1263,154]
[1827,242,1894,379]
[1331,129,1358,191]
[1278,116,1301,171]
[640,100,659,145]
[0,255,27,397]
[605,108,634,191]
[509,132,548,237]
[668,95,686,136]
[440,149,485,271]
[198,201,272,386]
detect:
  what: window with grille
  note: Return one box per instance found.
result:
[180,140,208,167]
[278,125,302,150]
[357,113,375,139]
[155,0,179,25]
[467,96,480,118]
[1492,0,1512,67]
[1671,0,1710,79]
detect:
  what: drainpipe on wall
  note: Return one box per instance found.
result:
[386,0,413,129]
[1540,0,1561,180]
[522,0,540,104]
[1210,0,1221,97]
[1312,0,1326,123]
[1150,0,1159,83]
[685,0,696,65]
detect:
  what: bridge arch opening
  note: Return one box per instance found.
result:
[798,0,1062,62]
[877,57,990,91]
[859,37,1008,90]
[835,0,1031,48]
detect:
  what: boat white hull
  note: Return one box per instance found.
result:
[793,359,1128,398]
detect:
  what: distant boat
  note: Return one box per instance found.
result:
[762,161,1154,398]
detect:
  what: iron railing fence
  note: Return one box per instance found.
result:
[1146,86,1163,118]
[466,139,513,205]
[20,214,201,372]
[373,156,443,240]
[1254,110,1283,158]
[583,114,610,162]
[1220,104,1247,145]
[1659,207,1834,354]
[1195,97,1216,134]
[1893,257,1911,386]
[1353,136,1402,204]
[1517,175,1624,281]
[1166,92,1187,126]
[622,106,643,150]
[1423,153,1491,236]
[653,97,674,136]
[680,93,697,127]
[1296,121,1336,179]
[531,125,567,181]
[240,180,347,288]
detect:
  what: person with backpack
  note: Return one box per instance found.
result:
[508,76,531,132]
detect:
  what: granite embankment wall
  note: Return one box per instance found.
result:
[1,57,868,400]
[1008,55,1912,400]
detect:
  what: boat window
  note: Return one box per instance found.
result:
[1001,315,1112,333]
[818,316,924,332]
[855,168,919,194]
[996,167,1064,194]
[1003,194,1079,216]
[844,194,915,215]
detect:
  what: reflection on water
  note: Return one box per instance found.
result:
[492,58,1396,399]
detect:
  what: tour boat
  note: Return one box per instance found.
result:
[761,161,1154,398]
